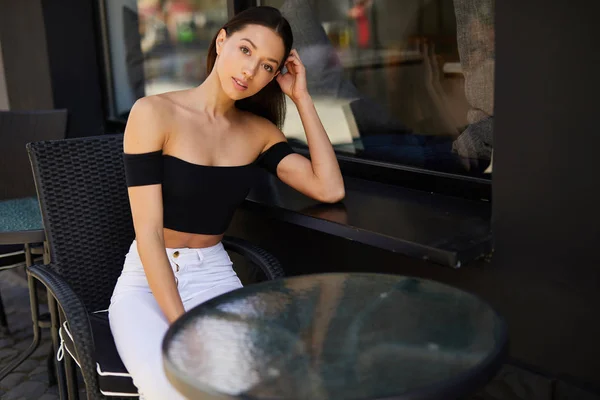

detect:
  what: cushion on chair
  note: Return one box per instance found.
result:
[60,311,139,397]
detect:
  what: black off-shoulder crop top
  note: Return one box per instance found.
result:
[123,141,295,235]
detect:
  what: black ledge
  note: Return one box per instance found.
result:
[243,174,492,268]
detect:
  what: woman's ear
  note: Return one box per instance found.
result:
[216,28,227,55]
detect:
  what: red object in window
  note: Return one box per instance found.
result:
[351,5,370,48]
[167,1,194,14]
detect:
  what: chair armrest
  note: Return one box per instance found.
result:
[222,236,285,280]
[27,263,101,395]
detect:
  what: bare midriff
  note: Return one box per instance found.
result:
[163,227,224,249]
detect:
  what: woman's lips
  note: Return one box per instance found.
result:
[232,77,248,91]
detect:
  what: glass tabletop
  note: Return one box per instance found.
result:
[0,197,44,244]
[163,273,507,400]
[0,197,43,232]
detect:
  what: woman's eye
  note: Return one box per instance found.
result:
[240,46,250,54]
[263,64,274,72]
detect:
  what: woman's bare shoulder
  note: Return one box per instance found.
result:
[130,93,178,120]
[237,109,273,127]
[124,95,176,153]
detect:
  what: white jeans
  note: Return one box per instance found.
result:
[108,240,243,400]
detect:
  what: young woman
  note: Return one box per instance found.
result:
[108,6,344,399]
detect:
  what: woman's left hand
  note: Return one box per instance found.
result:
[276,49,309,103]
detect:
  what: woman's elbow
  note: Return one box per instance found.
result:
[317,185,345,203]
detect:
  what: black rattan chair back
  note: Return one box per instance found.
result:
[27,134,134,312]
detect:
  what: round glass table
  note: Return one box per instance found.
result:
[163,273,507,400]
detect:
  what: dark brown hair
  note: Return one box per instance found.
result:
[206,6,293,128]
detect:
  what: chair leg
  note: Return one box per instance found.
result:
[0,272,42,380]
[46,346,57,387]
[64,351,79,400]
[48,295,68,398]
[56,306,80,400]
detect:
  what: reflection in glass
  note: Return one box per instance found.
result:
[108,0,494,177]
[108,0,227,118]
[300,202,349,225]
[263,0,495,176]
[139,0,227,94]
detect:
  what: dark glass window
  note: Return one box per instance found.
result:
[261,0,494,177]
[104,0,494,178]
[105,0,228,117]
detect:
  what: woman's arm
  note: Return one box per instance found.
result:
[271,49,345,203]
[124,97,185,324]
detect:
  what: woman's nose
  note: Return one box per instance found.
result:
[242,62,258,79]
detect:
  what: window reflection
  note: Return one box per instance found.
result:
[138,0,227,94]
[108,0,494,177]
[109,0,227,117]
[263,0,494,176]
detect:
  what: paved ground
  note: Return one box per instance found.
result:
[1,268,599,400]
[0,269,61,400]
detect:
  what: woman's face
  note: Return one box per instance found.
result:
[214,24,285,100]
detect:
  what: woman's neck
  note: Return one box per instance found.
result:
[191,70,236,118]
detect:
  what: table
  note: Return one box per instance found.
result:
[0,196,53,382]
[0,197,46,266]
[163,273,507,400]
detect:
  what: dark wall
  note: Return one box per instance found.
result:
[41,0,105,138]
[492,0,600,384]
[0,0,53,110]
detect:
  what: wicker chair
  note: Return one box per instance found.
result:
[26,134,285,399]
